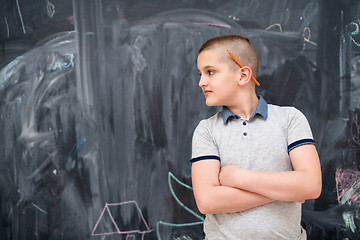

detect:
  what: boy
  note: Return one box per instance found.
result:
[191,34,322,239]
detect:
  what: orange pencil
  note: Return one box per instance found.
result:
[226,49,260,86]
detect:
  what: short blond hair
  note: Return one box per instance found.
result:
[198,34,259,77]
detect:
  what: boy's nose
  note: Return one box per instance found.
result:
[198,76,207,88]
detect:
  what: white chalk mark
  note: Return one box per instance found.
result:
[4,17,9,38]
[342,211,356,233]
[350,20,360,47]
[229,15,239,21]
[47,1,55,18]
[31,203,48,215]
[194,22,232,29]
[15,0,26,34]
[16,189,24,206]
[350,21,359,36]
[17,190,47,215]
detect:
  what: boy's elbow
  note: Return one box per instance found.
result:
[312,182,322,199]
[195,195,218,214]
[307,178,322,199]
[197,204,210,215]
[196,198,212,214]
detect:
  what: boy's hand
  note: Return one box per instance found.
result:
[219,165,243,188]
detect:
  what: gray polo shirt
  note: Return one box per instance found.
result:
[191,96,315,240]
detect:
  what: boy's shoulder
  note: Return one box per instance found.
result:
[195,111,223,130]
[267,104,311,130]
[268,103,296,111]
[267,104,304,118]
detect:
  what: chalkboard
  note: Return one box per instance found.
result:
[1,0,360,239]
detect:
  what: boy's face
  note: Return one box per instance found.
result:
[197,46,240,107]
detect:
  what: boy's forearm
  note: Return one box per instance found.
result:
[191,160,274,215]
[234,169,317,201]
[220,167,321,202]
[219,145,322,202]
[195,184,273,214]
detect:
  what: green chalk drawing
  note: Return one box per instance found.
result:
[339,180,360,233]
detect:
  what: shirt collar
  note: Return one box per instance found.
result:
[222,96,268,123]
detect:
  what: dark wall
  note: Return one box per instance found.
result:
[0,0,359,239]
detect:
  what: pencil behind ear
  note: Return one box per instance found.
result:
[227,50,260,86]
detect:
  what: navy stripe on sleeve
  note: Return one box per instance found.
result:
[190,155,221,163]
[288,139,316,152]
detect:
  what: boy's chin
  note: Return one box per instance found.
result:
[205,101,220,107]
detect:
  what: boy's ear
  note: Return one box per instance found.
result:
[238,66,253,86]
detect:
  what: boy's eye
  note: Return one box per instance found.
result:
[197,70,215,76]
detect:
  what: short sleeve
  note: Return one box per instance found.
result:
[287,108,316,153]
[191,120,220,163]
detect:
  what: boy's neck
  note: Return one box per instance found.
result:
[226,92,259,120]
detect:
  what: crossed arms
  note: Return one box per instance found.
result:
[191,144,322,214]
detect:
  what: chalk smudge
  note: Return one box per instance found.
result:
[335,168,360,232]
